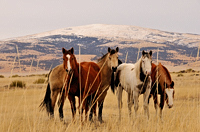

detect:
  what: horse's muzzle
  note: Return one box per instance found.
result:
[168,104,173,109]
[146,71,152,76]
[112,67,117,72]
[66,69,73,75]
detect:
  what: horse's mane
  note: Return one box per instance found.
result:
[97,53,108,62]
[134,58,142,80]
[97,49,117,62]
[159,63,172,82]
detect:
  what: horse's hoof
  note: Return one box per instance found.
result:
[98,119,104,124]
[49,114,54,119]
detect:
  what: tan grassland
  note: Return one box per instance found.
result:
[0,71,199,132]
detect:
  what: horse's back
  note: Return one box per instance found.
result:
[116,63,136,90]
[158,63,172,85]
[80,62,101,94]
[151,63,157,83]
[49,64,67,90]
[81,62,100,72]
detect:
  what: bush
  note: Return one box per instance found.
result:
[0,75,4,78]
[10,80,26,88]
[33,78,46,84]
[185,69,195,73]
[177,73,184,77]
[11,74,20,78]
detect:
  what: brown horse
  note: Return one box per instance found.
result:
[62,47,101,120]
[149,63,175,118]
[39,64,67,119]
[40,47,101,121]
[90,47,120,122]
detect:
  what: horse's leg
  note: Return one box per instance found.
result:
[159,92,165,118]
[89,95,95,121]
[133,89,139,118]
[98,89,108,123]
[143,78,151,119]
[98,99,104,123]
[68,94,76,121]
[58,89,66,120]
[85,102,89,122]
[127,91,133,118]
[153,91,158,116]
[143,85,151,119]
[50,89,59,118]
[118,86,123,121]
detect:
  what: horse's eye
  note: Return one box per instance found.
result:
[71,58,73,60]
[63,58,64,60]
[109,57,111,60]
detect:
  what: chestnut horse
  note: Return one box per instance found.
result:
[149,63,175,118]
[40,47,101,121]
[62,47,102,120]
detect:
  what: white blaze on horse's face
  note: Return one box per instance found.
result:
[165,88,174,108]
[66,54,71,71]
[141,56,152,76]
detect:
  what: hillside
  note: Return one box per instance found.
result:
[0,24,200,74]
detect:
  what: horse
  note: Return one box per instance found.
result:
[39,64,68,119]
[149,62,175,118]
[40,47,101,121]
[90,47,121,123]
[113,50,152,120]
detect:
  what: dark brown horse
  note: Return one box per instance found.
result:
[149,63,175,118]
[40,47,101,121]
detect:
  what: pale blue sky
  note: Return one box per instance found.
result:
[0,0,200,40]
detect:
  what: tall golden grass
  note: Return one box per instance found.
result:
[0,72,199,132]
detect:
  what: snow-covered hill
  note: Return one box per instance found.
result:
[0,24,199,74]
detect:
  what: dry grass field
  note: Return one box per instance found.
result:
[0,72,199,132]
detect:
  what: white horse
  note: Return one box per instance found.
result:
[113,50,152,120]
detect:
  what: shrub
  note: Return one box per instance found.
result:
[177,73,184,77]
[33,78,46,84]
[0,75,4,78]
[186,69,195,73]
[11,74,20,78]
[10,80,26,88]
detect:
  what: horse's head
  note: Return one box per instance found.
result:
[62,47,76,74]
[165,81,175,108]
[107,47,119,72]
[141,50,152,76]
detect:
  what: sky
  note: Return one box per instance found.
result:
[0,0,200,40]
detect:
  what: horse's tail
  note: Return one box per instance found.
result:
[39,83,52,114]
[39,70,53,115]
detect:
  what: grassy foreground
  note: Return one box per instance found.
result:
[0,73,199,132]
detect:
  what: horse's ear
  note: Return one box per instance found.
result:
[149,50,152,56]
[108,47,111,53]
[70,47,74,54]
[62,48,66,54]
[171,81,174,87]
[116,47,119,52]
[142,50,145,56]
